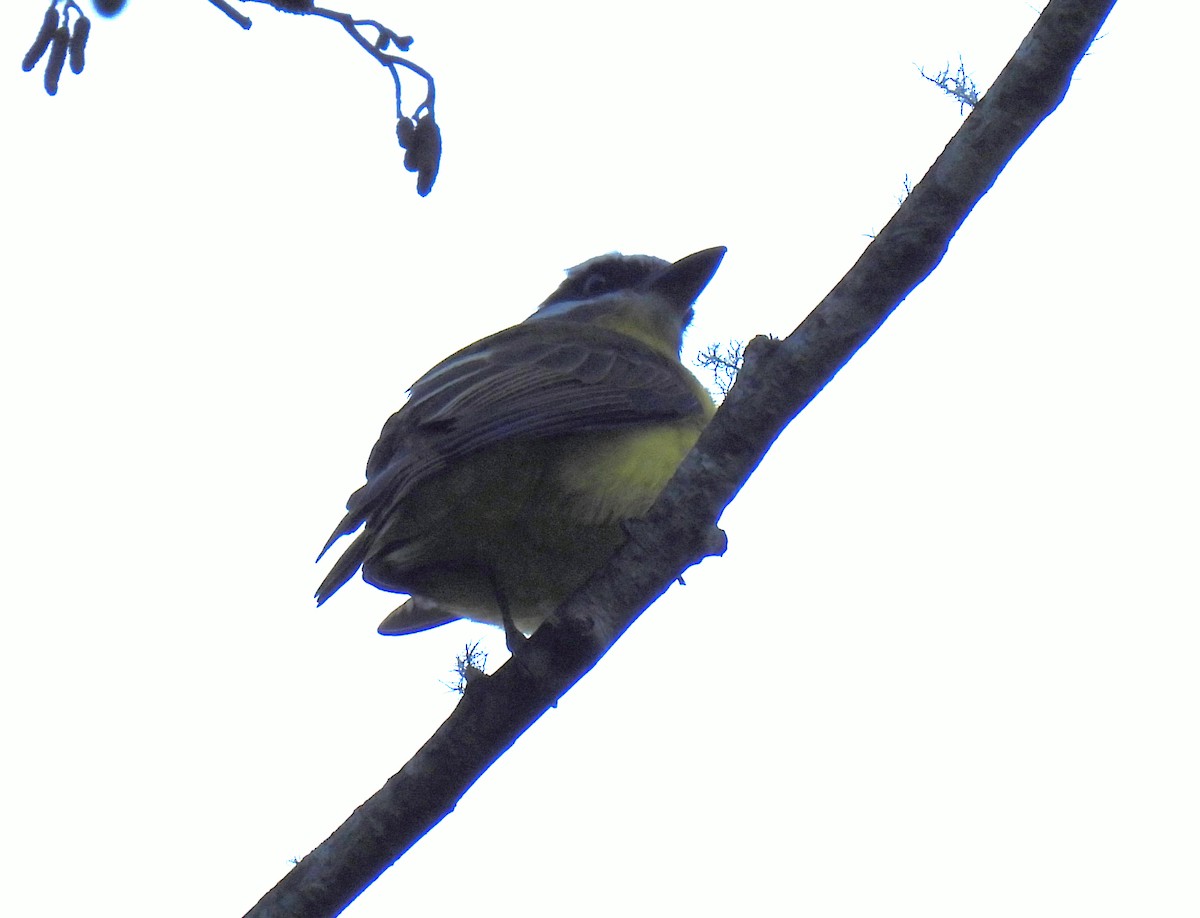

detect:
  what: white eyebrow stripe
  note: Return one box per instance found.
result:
[528,298,595,321]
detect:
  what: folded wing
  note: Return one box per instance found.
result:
[315,319,704,603]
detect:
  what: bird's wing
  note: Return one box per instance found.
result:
[382,321,700,465]
[314,320,706,597]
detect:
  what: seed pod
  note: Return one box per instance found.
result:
[93,0,128,15]
[403,114,433,172]
[396,117,416,150]
[69,15,90,75]
[44,23,70,96]
[22,6,59,73]
[412,115,442,196]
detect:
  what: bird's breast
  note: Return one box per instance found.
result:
[547,417,709,525]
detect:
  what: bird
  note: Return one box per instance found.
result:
[316,246,726,639]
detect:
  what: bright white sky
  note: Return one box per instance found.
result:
[3,1,1197,916]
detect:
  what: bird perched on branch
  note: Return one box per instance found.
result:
[316,246,726,640]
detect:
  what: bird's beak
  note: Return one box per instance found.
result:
[648,246,727,309]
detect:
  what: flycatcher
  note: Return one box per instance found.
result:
[316,246,726,637]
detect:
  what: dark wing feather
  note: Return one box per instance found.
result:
[373,329,695,467]
[315,319,702,601]
[364,319,701,498]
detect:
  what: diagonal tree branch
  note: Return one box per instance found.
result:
[243,1,1118,915]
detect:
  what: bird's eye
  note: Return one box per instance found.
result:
[582,273,609,296]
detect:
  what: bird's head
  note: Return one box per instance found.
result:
[530,246,726,357]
